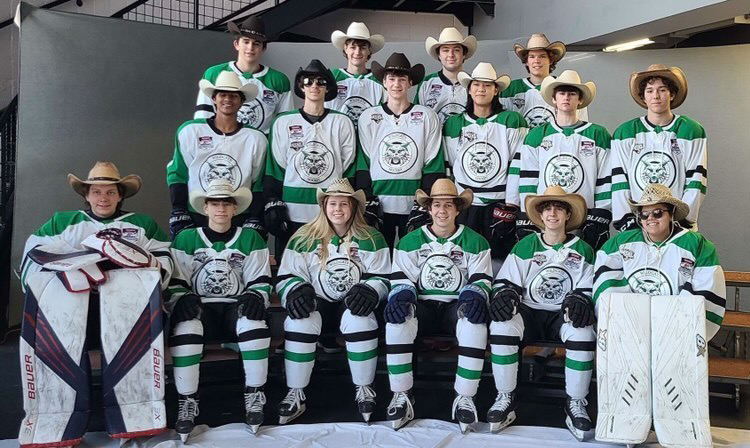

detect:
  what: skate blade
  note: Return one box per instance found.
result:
[246,424,260,435]
[458,421,475,434]
[489,411,516,433]
[178,432,191,444]
[279,403,306,425]
[390,417,412,431]
[361,412,372,424]
[565,416,592,442]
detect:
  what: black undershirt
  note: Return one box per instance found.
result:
[203,226,238,244]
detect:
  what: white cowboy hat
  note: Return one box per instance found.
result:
[525,185,587,232]
[629,64,688,109]
[415,178,473,212]
[628,183,689,222]
[540,70,596,109]
[189,179,253,216]
[316,178,366,213]
[457,62,511,91]
[68,161,141,198]
[425,27,477,61]
[198,71,258,102]
[331,22,385,54]
[513,33,566,65]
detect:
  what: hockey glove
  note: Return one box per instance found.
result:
[344,283,380,316]
[242,216,268,240]
[237,290,267,321]
[405,201,432,234]
[489,286,521,322]
[457,284,489,324]
[169,208,194,239]
[613,213,638,233]
[171,293,202,324]
[285,283,317,319]
[490,203,518,238]
[363,198,384,229]
[561,291,595,328]
[384,284,417,324]
[581,214,610,250]
[264,200,290,239]
[515,212,536,242]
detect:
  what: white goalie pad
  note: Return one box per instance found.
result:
[651,295,712,447]
[81,230,152,268]
[595,293,652,445]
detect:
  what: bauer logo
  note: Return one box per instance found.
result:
[462,142,501,183]
[378,132,418,174]
[319,257,361,301]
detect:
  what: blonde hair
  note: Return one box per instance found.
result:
[290,196,375,265]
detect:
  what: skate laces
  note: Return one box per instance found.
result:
[387,391,414,418]
[178,396,199,421]
[490,392,513,411]
[245,390,266,413]
[281,388,306,408]
[568,398,589,418]
[452,395,477,419]
[355,385,376,403]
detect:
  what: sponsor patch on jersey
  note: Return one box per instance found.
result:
[198,136,213,150]
[462,142,501,184]
[635,151,677,190]
[199,154,243,190]
[371,113,383,124]
[633,143,644,154]
[418,248,431,259]
[318,257,361,301]
[529,266,573,305]
[348,245,361,263]
[409,111,424,123]
[670,138,681,156]
[262,90,276,105]
[449,249,464,265]
[238,98,265,128]
[524,106,553,128]
[429,84,443,96]
[627,268,673,296]
[426,97,438,108]
[532,253,547,266]
[679,257,695,277]
[293,141,335,184]
[619,247,635,261]
[194,252,208,264]
[378,132,418,174]
[290,141,303,151]
[343,96,372,123]
[544,154,585,193]
[121,228,139,242]
[580,141,595,157]
[288,125,304,139]
[462,131,477,143]
[696,334,706,357]
[563,252,582,270]
[228,253,245,269]
[512,97,525,109]
[419,254,462,292]
[540,140,553,151]
[337,84,348,99]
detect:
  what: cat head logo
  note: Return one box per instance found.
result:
[419,254,462,292]
[343,96,372,124]
[524,106,553,128]
[199,154,242,190]
[379,132,418,174]
[462,143,501,183]
[635,152,676,190]
[530,267,572,305]
[237,98,264,128]
[319,257,361,301]
[627,269,672,296]
[544,154,584,193]
[193,258,242,297]
[294,141,334,184]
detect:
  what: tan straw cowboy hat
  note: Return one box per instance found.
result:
[457,62,511,91]
[415,178,473,211]
[628,183,689,222]
[525,185,586,231]
[189,178,253,216]
[540,70,596,109]
[513,33,566,64]
[629,64,688,109]
[331,22,385,54]
[68,161,141,198]
[425,27,477,61]
[199,70,258,102]
[316,178,366,213]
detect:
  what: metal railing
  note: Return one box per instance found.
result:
[113,0,283,30]
[0,95,18,336]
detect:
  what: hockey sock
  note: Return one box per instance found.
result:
[340,310,379,386]
[386,317,418,392]
[283,311,321,388]
[561,323,596,399]
[454,318,487,397]
[169,319,204,395]
[237,317,270,388]
[489,316,523,393]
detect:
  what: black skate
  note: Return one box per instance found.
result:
[355,384,376,423]
[487,391,517,433]
[278,388,306,425]
[386,390,415,430]
[244,386,266,434]
[565,396,593,441]
[451,394,478,434]
[175,393,199,443]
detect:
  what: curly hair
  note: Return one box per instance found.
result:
[637,76,678,101]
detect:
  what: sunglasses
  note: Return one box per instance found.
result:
[302,77,327,87]
[639,208,669,220]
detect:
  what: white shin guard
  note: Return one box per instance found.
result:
[340,310,379,386]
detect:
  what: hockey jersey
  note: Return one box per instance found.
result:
[495,233,594,312]
[611,115,707,224]
[325,69,386,128]
[592,228,725,339]
[391,225,492,303]
[166,119,267,213]
[195,62,294,134]
[20,211,173,291]
[276,230,391,306]
[512,121,612,221]
[265,109,356,224]
[167,227,271,308]
[499,78,589,128]
[414,71,467,123]
[357,104,444,215]
[443,111,528,206]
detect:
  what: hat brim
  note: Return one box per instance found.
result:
[540,76,596,109]
[371,61,425,86]
[513,41,566,64]
[627,195,689,223]
[198,79,259,103]
[188,186,253,216]
[414,188,473,211]
[525,191,587,232]
[331,30,385,54]
[629,67,688,109]
[458,71,511,92]
[425,35,478,61]
[68,173,142,199]
[316,187,367,213]
[293,68,338,102]
[227,21,268,42]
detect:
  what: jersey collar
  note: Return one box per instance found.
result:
[550,120,592,136]
[83,210,132,223]
[341,68,372,79]
[382,102,415,118]
[465,110,497,125]
[207,118,243,136]
[299,108,331,124]
[423,224,464,243]
[197,226,242,247]
[230,61,268,78]
[438,70,460,86]
[537,232,577,250]
[640,114,679,133]
[523,77,543,90]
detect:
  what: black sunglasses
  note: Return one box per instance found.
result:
[639,208,669,220]
[302,77,327,87]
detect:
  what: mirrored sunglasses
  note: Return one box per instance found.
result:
[302,77,327,87]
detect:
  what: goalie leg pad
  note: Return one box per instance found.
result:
[19,272,91,448]
[651,295,712,447]
[98,269,166,439]
[595,293,652,445]
[340,309,379,387]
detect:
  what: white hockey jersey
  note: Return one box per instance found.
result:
[414,71,467,123]
[325,69,386,127]
[195,62,295,134]
[442,111,528,206]
[265,109,356,224]
[357,104,444,215]
[495,233,594,312]
[611,115,707,224]
[499,78,589,128]
[593,228,725,339]
[276,230,391,305]
[166,119,267,213]
[391,225,492,303]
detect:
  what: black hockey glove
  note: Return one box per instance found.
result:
[237,290,267,321]
[489,286,521,322]
[171,292,201,324]
[242,216,268,240]
[490,203,518,238]
[405,201,432,234]
[344,283,380,317]
[515,212,536,243]
[384,285,417,324]
[457,284,489,324]
[562,291,595,328]
[285,283,317,319]
[264,200,290,239]
[169,208,194,239]
[613,213,638,233]
[581,218,610,251]
[363,198,384,229]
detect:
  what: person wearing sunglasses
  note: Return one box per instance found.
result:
[593,183,725,341]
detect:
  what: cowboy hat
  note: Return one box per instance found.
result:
[425,27,477,61]
[513,33,566,65]
[415,179,473,211]
[189,178,253,216]
[331,22,385,54]
[227,15,268,42]
[627,183,689,222]
[629,64,688,109]
[457,62,511,91]
[371,52,425,85]
[540,70,596,109]
[294,59,338,101]
[199,71,258,102]
[68,161,141,198]
[525,185,587,232]
[316,178,366,213]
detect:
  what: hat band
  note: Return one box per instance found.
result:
[87,176,121,182]
[325,189,353,195]
[385,66,412,72]
[240,29,266,38]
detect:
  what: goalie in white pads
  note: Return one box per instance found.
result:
[383,179,492,433]
[18,162,173,447]
[275,179,390,424]
[488,186,596,440]
[166,179,272,440]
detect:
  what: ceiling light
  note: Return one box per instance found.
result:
[602,38,654,52]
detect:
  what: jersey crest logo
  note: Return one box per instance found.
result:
[670,138,681,156]
[419,254,462,292]
[461,131,477,143]
[426,97,438,108]
[438,103,465,122]
[121,228,139,242]
[193,258,242,297]
[200,154,242,191]
[288,125,304,139]
[337,85,348,99]
[238,98,265,128]
[449,249,464,265]
[696,334,706,357]
[512,97,525,109]
[530,266,573,305]
[619,247,635,261]
[262,90,276,105]
[679,257,695,277]
[343,96,372,124]
[198,136,213,150]
[580,141,595,157]
[633,143,644,154]
[409,111,424,123]
[563,252,582,270]
[290,141,303,151]
[532,253,547,266]
[378,132,418,174]
[540,140,553,151]
[544,154,585,193]
[462,142,501,183]
[228,253,245,269]
[524,106,553,128]
[294,141,335,184]
[371,113,383,124]
[319,257,361,301]
[627,268,673,296]
[635,152,677,190]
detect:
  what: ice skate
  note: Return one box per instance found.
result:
[565,397,593,441]
[175,393,199,443]
[278,388,306,425]
[244,386,266,434]
[386,390,415,430]
[487,391,517,433]
[451,394,478,434]
[355,384,376,423]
